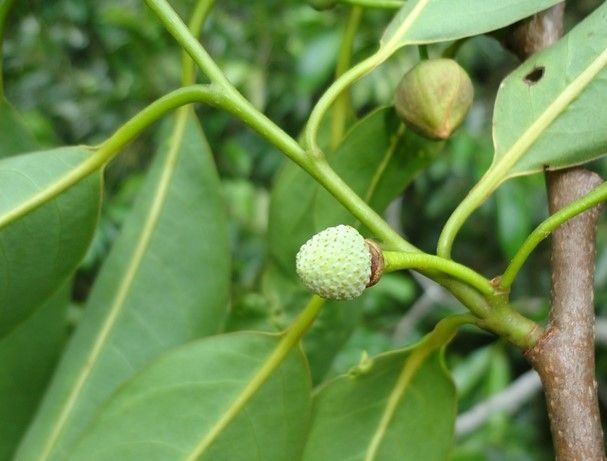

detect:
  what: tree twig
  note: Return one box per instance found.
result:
[526,169,605,460]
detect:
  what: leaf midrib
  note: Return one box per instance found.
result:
[364,348,431,461]
[35,108,192,461]
[491,44,607,186]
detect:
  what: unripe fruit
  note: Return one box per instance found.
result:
[307,0,338,10]
[395,58,473,140]
[296,225,377,301]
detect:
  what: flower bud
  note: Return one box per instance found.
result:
[395,58,474,140]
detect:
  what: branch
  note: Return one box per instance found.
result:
[504,5,607,460]
[526,168,605,460]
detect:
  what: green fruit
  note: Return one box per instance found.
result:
[395,58,474,140]
[307,0,338,10]
[296,225,372,300]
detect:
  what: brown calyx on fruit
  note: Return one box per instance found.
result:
[365,239,384,287]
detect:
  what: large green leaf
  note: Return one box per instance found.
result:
[15,109,230,461]
[69,332,311,461]
[381,0,562,49]
[492,2,607,177]
[303,347,456,461]
[0,284,67,460]
[0,98,39,157]
[0,147,101,337]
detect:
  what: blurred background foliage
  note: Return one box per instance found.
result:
[3,0,607,459]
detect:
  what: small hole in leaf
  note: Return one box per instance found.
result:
[524,66,545,85]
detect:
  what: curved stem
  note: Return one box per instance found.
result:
[383,251,494,296]
[0,0,17,99]
[304,51,385,157]
[145,0,230,89]
[501,180,607,290]
[181,0,216,86]
[341,0,404,8]
[144,0,419,252]
[330,5,363,150]
[0,85,223,230]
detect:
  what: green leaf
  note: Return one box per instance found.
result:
[0,147,101,337]
[492,2,607,176]
[381,0,562,49]
[0,284,67,460]
[303,347,456,461]
[0,98,39,157]
[15,109,230,461]
[69,332,311,461]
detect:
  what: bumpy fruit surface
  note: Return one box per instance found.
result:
[395,58,473,140]
[296,225,371,301]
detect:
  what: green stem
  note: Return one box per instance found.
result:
[181,0,216,86]
[330,5,363,150]
[311,159,418,252]
[145,0,228,88]
[305,51,386,156]
[0,0,17,99]
[0,85,223,230]
[145,0,308,169]
[420,313,478,349]
[501,181,607,290]
[418,44,429,60]
[340,0,404,8]
[383,251,493,296]
[144,0,419,252]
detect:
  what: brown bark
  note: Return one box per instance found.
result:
[526,169,605,460]
[504,4,607,460]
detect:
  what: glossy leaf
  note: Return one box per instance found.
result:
[0,98,38,157]
[16,110,230,461]
[69,332,311,461]
[0,147,101,337]
[0,284,67,460]
[381,0,561,49]
[303,348,456,461]
[493,2,607,176]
